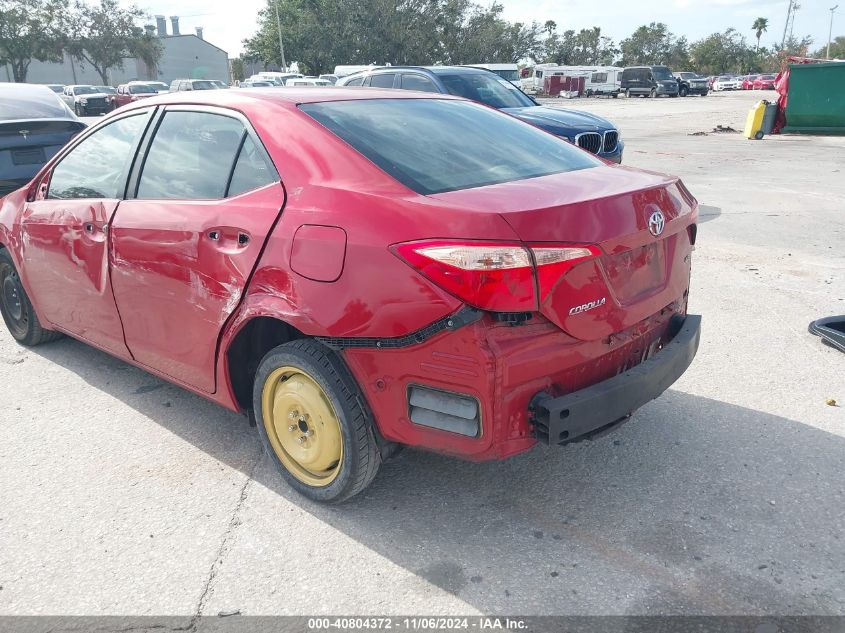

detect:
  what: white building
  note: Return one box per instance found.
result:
[3,16,229,86]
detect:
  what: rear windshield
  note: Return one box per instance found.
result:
[300,98,600,195]
[129,84,156,94]
[0,89,71,120]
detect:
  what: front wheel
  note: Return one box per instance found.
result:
[679,86,689,97]
[625,89,631,98]
[0,250,63,346]
[649,88,656,98]
[253,339,381,503]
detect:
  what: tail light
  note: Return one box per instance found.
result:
[392,240,601,312]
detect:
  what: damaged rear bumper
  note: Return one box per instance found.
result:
[530,314,701,445]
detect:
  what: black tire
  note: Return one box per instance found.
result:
[625,89,631,98]
[0,249,63,346]
[253,339,380,503]
[612,92,619,98]
[679,86,689,97]
[700,91,708,97]
[649,88,656,98]
[754,131,764,140]
[74,103,82,116]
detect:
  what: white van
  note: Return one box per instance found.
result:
[466,63,520,86]
[563,66,623,96]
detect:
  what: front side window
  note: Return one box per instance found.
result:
[438,73,534,109]
[137,110,246,199]
[591,72,608,83]
[48,114,149,199]
[301,98,600,195]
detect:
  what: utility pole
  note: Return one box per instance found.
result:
[781,0,793,47]
[273,0,287,71]
[828,5,839,58]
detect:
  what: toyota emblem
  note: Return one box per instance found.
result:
[648,210,665,237]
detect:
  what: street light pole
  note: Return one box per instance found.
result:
[781,0,793,47]
[828,5,839,59]
[273,0,287,71]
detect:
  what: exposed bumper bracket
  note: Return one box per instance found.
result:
[530,314,702,445]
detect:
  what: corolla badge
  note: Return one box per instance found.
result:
[568,297,606,316]
[648,209,666,237]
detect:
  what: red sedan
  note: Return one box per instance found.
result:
[742,75,760,90]
[753,74,777,90]
[0,89,701,502]
[110,82,160,109]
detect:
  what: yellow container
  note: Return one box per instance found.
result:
[744,100,767,140]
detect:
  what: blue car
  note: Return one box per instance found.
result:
[1,84,86,197]
[337,66,624,163]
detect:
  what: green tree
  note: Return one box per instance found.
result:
[543,20,556,37]
[619,22,688,68]
[68,0,161,85]
[752,17,768,52]
[815,35,845,59]
[0,0,68,82]
[689,28,754,75]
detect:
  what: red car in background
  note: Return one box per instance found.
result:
[753,74,777,89]
[0,89,701,502]
[110,82,160,109]
[742,75,760,90]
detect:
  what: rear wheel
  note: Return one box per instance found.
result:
[625,89,631,98]
[679,85,689,97]
[253,339,380,503]
[649,88,657,98]
[0,250,62,346]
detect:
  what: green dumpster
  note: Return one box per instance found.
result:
[782,62,845,135]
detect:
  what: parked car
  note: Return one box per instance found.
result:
[60,85,112,116]
[0,83,85,197]
[285,78,332,86]
[240,80,274,88]
[319,74,339,85]
[620,66,679,98]
[673,72,709,97]
[0,88,700,502]
[169,79,220,92]
[753,74,777,90]
[741,75,760,90]
[712,76,741,91]
[338,66,624,163]
[111,83,160,109]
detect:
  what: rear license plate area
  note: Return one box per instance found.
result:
[11,147,45,166]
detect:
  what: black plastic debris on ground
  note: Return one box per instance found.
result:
[808,316,845,353]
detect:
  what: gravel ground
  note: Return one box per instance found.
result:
[2,90,843,617]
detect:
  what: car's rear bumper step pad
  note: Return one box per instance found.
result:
[530,314,701,445]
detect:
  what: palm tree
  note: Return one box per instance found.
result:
[752,17,769,51]
[544,20,557,37]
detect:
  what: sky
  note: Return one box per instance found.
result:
[142,0,840,58]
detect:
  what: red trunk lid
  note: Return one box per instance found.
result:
[428,166,697,341]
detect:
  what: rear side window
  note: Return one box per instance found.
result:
[400,74,439,93]
[137,111,244,199]
[227,136,276,196]
[301,98,599,195]
[369,74,395,88]
[49,114,148,199]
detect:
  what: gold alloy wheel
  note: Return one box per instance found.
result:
[261,366,344,487]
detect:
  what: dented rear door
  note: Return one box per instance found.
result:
[109,107,283,393]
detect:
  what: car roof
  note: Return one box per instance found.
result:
[347,65,496,78]
[0,82,76,121]
[120,87,461,114]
